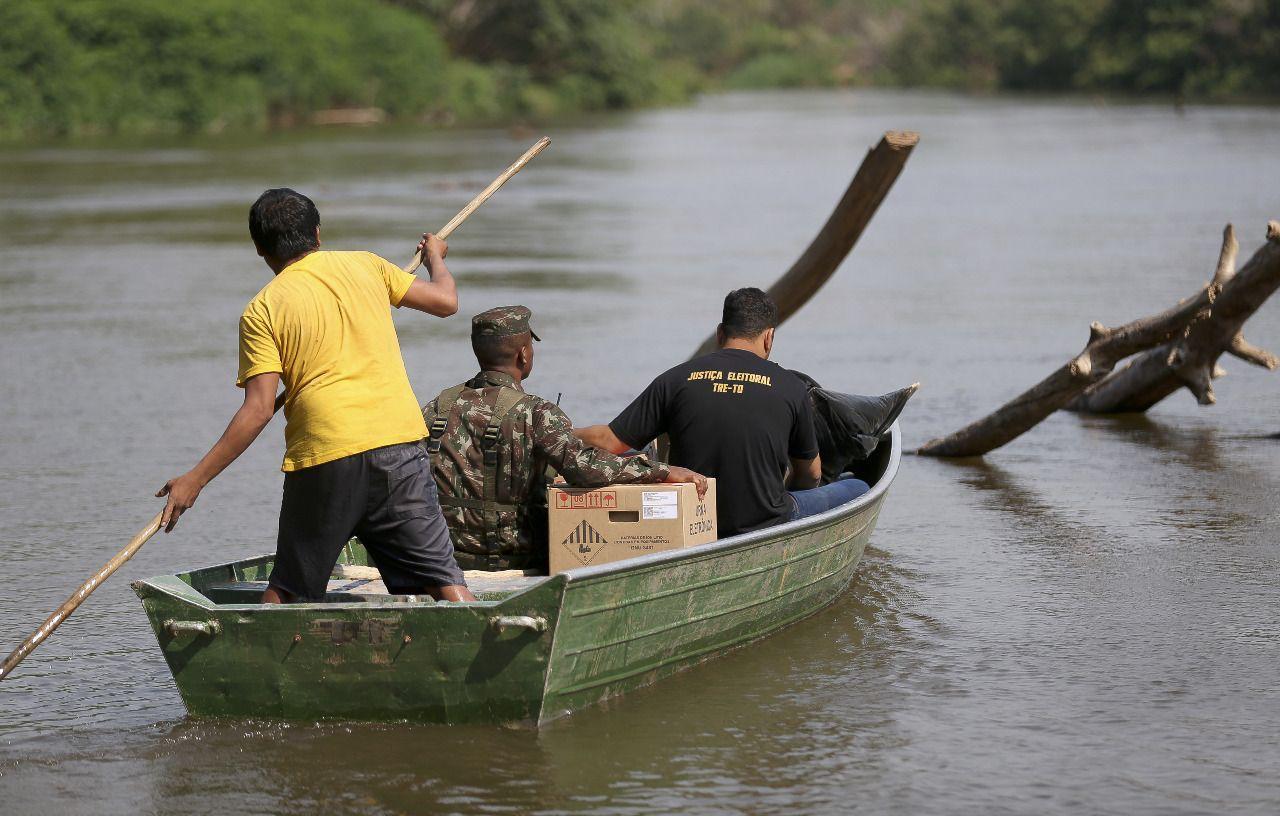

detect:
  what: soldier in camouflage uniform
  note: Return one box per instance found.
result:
[422,306,707,572]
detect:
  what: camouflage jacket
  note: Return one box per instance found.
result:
[422,371,670,569]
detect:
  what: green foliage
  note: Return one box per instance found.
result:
[0,2,79,135]
[647,60,707,105]
[442,61,508,122]
[0,0,449,138]
[887,0,1280,98]
[3,0,1278,140]
[648,1,875,89]
[397,0,663,110]
[1075,0,1280,96]
[726,52,839,90]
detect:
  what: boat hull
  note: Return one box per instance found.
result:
[542,486,882,722]
[134,569,565,724]
[133,424,901,725]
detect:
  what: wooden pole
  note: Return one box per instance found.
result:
[0,512,163,681]
[690,131,918,358]
[402,136,551,273]
[274,136,551,414]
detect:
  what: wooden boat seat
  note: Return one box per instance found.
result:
[203,566,547,605]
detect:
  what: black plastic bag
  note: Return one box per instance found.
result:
[792,371,917,484]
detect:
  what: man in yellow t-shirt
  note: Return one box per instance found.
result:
[157,188,476,603]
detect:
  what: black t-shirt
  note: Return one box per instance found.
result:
[609,348,819,537]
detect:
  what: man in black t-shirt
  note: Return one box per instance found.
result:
[575,288,869,537]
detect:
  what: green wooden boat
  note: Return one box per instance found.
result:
[132,424,901,726]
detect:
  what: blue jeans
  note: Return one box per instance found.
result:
[788,474,871,521]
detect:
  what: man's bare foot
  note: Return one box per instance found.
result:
[431,584,476,603]
[261,585,294,604]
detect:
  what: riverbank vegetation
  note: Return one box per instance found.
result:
[889,0,1280,97]
[0,0,452,137]
[2,0,1277,140]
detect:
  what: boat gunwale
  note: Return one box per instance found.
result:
[134,423,901,609]
[560,422,902,584]
[133,567,555,613]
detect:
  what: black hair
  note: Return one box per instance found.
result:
[472,332,530,370]
[720,287,778,340]
[248,188,320,261]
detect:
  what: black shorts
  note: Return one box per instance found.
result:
[269,440,466,601]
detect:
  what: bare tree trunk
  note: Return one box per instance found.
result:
[690,130,919,358]
[1068,222,1280,412]
[918,222,1280,458]
[657,130,919,462]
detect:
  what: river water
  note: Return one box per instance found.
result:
[1,90,1277,815]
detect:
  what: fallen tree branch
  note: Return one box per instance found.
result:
[1069,222,1280,412]
[1228,334,1279,370]
[658,130,918,462]
[690,130,919,357]
[918,221,1280,457]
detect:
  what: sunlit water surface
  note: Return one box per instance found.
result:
[1,90,1278,815]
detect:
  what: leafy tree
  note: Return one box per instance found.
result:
[393,0,660,109]
[0,0,449,138]
[887,0,1280,97]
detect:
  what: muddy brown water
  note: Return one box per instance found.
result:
[1,90,1278,815]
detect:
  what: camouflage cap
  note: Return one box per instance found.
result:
[471,305,541,342]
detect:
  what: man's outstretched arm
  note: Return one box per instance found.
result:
[575,376,666,456]
[156,371,281,532]
[572,424,632,455]
[553,414,706,498]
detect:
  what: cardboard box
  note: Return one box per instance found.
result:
[548,479,718,575]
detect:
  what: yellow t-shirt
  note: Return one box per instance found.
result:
[237,250,428,471]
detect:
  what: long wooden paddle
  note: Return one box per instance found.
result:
[404,137,551,272]
[0,513,164,681]
[0,137,551,683]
